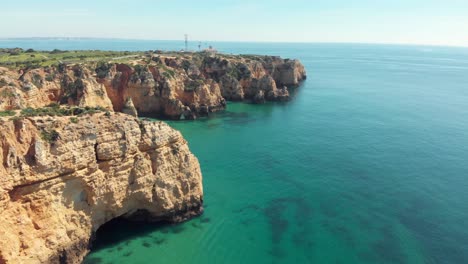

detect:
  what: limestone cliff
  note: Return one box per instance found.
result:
[0,112,203,263]
[0,66,113,111]
[0,52,306,120]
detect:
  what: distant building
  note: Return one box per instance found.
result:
[203,45,218,54]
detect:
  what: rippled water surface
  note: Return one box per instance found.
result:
[3,39,468,264]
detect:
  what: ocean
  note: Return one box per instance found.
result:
[2,39,468,264]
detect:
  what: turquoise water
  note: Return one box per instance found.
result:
[3,40,468,263]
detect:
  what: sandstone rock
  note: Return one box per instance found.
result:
[0,113,203,263]
[0,66,113,111]
[122,97,138,117]
[253,90,266,104]
[0,53,306,119]
[220,75,244,101]
[272,59,307,87]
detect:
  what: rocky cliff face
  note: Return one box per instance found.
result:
[0,113,203,263]
[0,66,113,111]
[0,53,306,120]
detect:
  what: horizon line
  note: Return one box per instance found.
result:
[0,37,467,49]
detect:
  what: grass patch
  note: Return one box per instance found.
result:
[158,64,176,79]
[0,110,15,116]
[20,106,106,117]
[0,48,144,69]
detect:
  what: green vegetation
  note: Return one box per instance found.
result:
[72,65,84,78]
[45,73,55,81]
[60,77,84,102]
[0,78,7,88]
[32,73,43,88]
[184,79,205,92]
[227,63,251,80]
[0,110,15,117]
[0,48,144,69]
[41,129,60,142]
[95,61,112,78]
[158,64,175,79]
[20,105,106,117]
[181,60,191,71]
[131,64,149,82]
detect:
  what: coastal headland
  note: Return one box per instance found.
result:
[0,48,306,263]
[0,48,306,119]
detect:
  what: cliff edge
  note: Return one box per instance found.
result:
[0,112,203,263]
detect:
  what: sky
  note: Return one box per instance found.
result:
[1,0,468,47]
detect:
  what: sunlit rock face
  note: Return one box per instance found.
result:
[0,113,203,263]
[0,53,306,120]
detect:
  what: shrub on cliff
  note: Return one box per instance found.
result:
[181,60,191,71]
[21,107,68,117]
[57,63,67,73]
[32,74,43,88]
[131,64,150,82]
[184,79,204,92]
[95,61,111,79]
[0,110,15,117]
[20,106,105,117]
[60,77,84,102]
[72,66,84,78]
[45,73,55,82]
[41,129,60,142]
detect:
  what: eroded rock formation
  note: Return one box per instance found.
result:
[0,113,203,263]
[0,53,306,119]
[0,65,113,111]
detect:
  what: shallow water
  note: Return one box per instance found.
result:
[3,40,468,263]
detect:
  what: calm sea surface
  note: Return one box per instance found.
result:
[2,39,468,264]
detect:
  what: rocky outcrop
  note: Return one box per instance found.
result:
[202,55,306,102]
[122,97,138,117]
[99,61,227,120]
[0,113,203,263]
[0,52,306,120]
[0,66,113,111]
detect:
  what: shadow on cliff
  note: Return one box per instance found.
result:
[89,216,181,252]
[86,212,210,250]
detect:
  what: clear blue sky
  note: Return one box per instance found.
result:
[1,0,467,46]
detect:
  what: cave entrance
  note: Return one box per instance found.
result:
[90,211,172,252]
